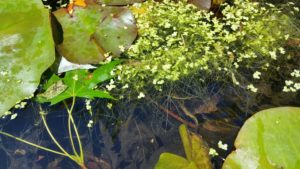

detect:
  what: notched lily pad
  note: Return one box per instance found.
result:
[0,0,55,116]
[53,2,137,64]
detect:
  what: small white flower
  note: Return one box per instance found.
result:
[209,148,219,157]
[87,120,94,128]
[278,47,285,54]
[122,84,129,89]
[247,84,258,93]
[284,34,290,40]
[291,69,300,77]
[171,31,177,37]
[218,141,228,151]
[294,83,300,90]
[283,86,290,92]
[106,84,116,91]
[285,80,294,86]
[85,100,91,111]
[107,103,113,109]
[119,45,125,52]
[72,74,78,81]
[253,71,261,79]
[10,113,18,120]
[269,51,277,60]
[137,92,145,99]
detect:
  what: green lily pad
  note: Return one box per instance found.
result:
[96,0,144,6]
[0,0,55,116]
[223,107,300,169]
[53,2,137,64]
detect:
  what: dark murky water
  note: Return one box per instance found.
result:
[1,82,299,169]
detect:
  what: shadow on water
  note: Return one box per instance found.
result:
[0,82,300,169]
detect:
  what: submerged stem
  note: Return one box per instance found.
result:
[64,99,79,157]
[40,113,72,158]
[64,97,84,162]
[0,131,67,157]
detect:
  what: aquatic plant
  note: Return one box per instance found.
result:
[0,61,119,169]
[113,0,300,100]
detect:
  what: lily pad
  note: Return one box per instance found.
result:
[223,107,300,169]
[0,0,55,116]
[53,2,137,64]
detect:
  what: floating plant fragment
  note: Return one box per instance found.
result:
[57,57,96,74]
[53,1,137,64]
[0,0,55,116]
[223,107,300,169]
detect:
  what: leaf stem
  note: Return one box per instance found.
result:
[0,131,67,157]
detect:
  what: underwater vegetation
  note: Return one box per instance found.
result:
[0,0,300,168]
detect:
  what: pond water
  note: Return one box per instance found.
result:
[1,82,299,169]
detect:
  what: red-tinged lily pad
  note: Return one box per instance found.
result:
[53,2,137,64]
[94,7,138,56]
[0,0,55,116]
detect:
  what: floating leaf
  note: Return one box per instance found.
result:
[0,0,55,116]
[179,125,213,169]
[223,107,300,169]
[155,125,212,169]
[53,2,137,64]
[155,153,192,169]
[38,61,120,104]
